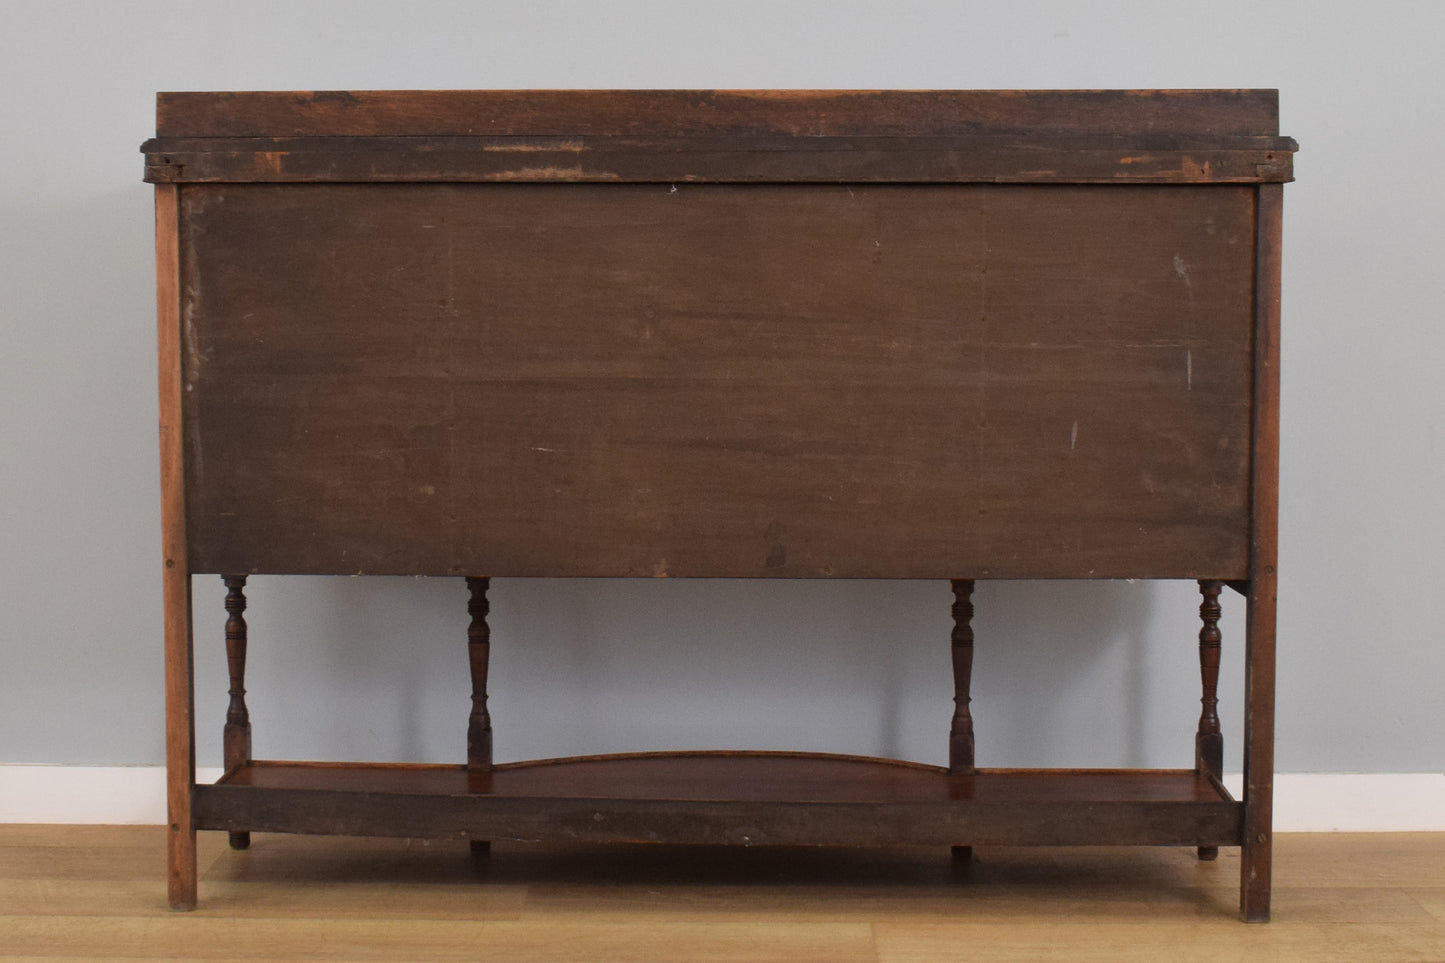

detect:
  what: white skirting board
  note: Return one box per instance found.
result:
[2,766,1443,831]
[0,767,225,825]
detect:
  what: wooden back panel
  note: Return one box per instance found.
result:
[178,180,1255,579]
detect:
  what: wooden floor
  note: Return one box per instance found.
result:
[2,827,1444,961]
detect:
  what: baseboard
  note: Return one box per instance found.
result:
[1219,772,1445,831]
[0,766,225,825]
[2,766,1443,831]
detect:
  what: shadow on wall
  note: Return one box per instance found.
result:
[190,575,1225,773]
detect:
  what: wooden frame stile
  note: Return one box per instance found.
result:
[156,183,198,910]
[1240,182,1283,922]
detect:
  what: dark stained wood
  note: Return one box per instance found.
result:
[949,578,976,863]
[195,756,1241,847]
[193,786,1242,848]
[140,133,1293,185]
[464,577,493,772]
[1195,579,1225,780]
[221,574,251,851]
[149,91,1286,918]
[1195,578,1224,861]
[1241,183,1283,923]
[948,580,976,775]
[156,183,197,911]
[144,91,1295,186]
[178,183,1255,581]
[217,755,1234,804]
[465,576,493,856]
[155,89,1285,139]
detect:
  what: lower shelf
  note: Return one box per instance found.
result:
[194,751,1242,848]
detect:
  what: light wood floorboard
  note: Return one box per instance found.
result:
[2,827,1443,961]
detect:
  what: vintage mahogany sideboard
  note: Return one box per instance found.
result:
[143,90,1292,919]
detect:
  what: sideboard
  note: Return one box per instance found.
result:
[143,89,1292,919]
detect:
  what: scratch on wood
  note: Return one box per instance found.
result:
[483,141,585,153]
[488,167,610,181]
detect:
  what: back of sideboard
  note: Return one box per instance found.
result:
[145,90,1292,920]
[148,90,1290,582]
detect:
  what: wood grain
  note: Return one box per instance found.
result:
[178,182,1255,580]
[143,92,1295,185]
[140,133,1294,185]
[1241,182,1284,922]
[3,827,1443,959]
[194,756,1241,848]
[217,756,1235,804]
[155,89,1285,138]
[155,183,197,910]
[146,90,1288,919]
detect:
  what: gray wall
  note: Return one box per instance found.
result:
[1,1,1440,774]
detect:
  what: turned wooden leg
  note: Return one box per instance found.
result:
[1196,579,1224,861]
[466,576,493,856]
[949,579,976,863]
[222,575,252,851]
